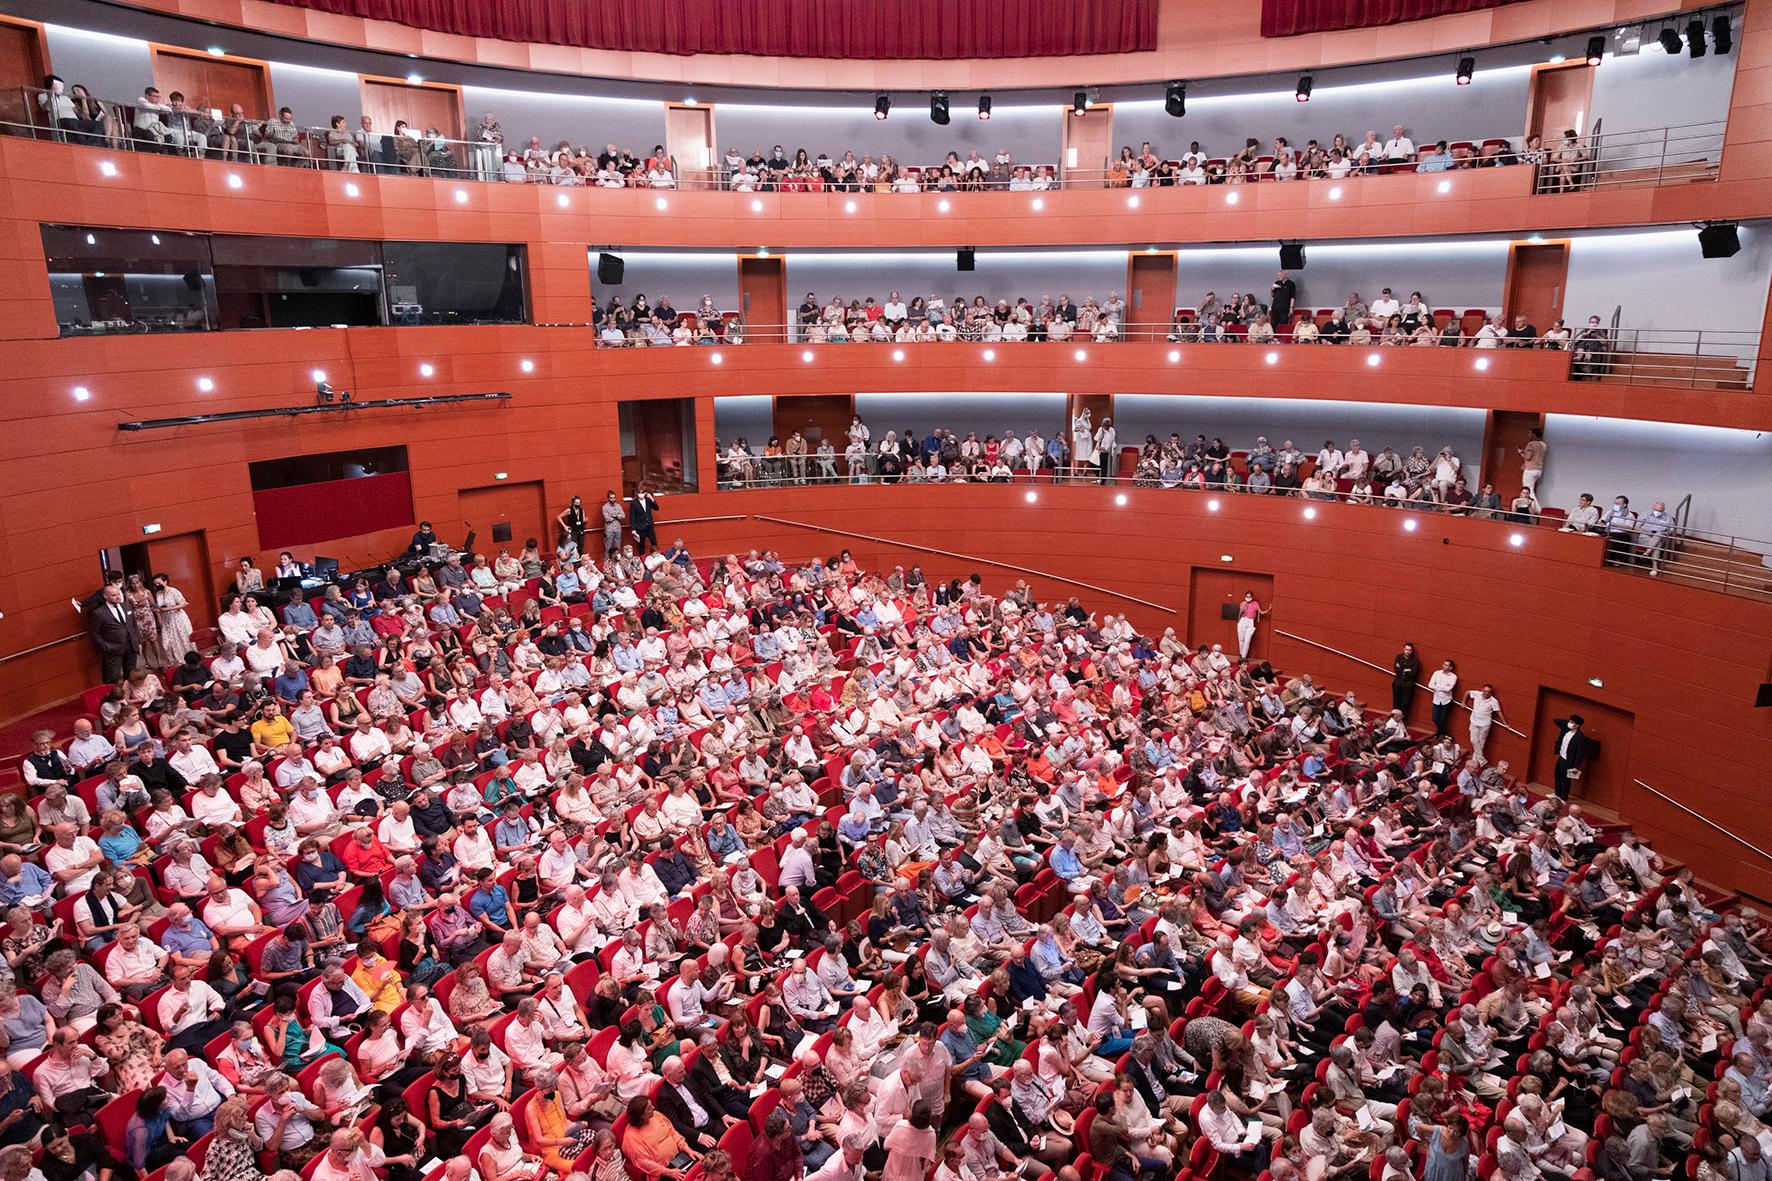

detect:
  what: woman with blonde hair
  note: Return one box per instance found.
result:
[204,1096,266,1181]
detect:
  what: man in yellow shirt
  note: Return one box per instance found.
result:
[249,701,296,754]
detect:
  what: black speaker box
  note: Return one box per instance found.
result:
[1279,243,1306,269]
[957,248,975,272]
[597,252,625,284]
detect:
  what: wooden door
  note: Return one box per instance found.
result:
[1062,105,1113,182]
[1528,689,1634,810]
[739,256,786,342]
[774,395,853,450]
[1504,242,1568,335]
[1188,569,1275,661]
[1527,63,1595,142]
[665,104,715,187]
[151,48,271,119]
[0,20,46,134]
[459,481,548,556]
[361,79,463,141]
[1128,252,1177,336]
[1481,410,1544,501]
[143,531,217,633]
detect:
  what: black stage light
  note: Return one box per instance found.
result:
[1455,56,1475,85]
[930,92,950,124]
[977,95,992,120]
[1586,35,1606,66]
[1295,75,1313,102]
[1165,81,1186,117]
[874,94,890,120]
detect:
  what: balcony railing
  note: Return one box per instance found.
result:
[6,86,1725,201]
[1531,121,1726,194]
[575,319,1758,390]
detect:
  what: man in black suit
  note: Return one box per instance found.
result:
[652,1054,736,1150]
[86,583,138,682]
[629,485,660,555]
[1553,714,1593,800]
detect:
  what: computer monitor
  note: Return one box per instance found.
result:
[272,575,304,594]
[462,530,477,555]
[313,556,341,577]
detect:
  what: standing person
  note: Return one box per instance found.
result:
[1427,660,1458,738]
[1517,429,1547,499]
[629,486,660,555]
[784,431,808,485]
[600,493,626,561]
[1391,643,1421,718]
[1270,271,1296,330]
[1235,593,1270,661]
[557,497,587,555]
[1093,417,1118,485]
[1069,408,1094,484]
[1464,684,1505,764]
[153,575,197,664]
[88,583,140,683]
[1552,715,1591,801]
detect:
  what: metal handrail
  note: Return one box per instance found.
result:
[0,633,85,666]
[1532,120,1725,194]
[1633,779,1772,863]
[1272,627,1527,737]
[749,513,1177,614]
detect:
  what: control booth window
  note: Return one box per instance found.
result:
[382,242,528,326]
[44,226,215,336]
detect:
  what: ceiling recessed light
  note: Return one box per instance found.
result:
[1073,349,1086,362]
[98,161,118,177]
[1403,518,1418,532]
[520,359,535,373]
[1168,349,1181,362]
[844,200,857,214]
[1366,353,1381,366]
[72,385,90,402]
[1264,351,1278,365]
[557,193,569,207]
[406,72,423,84]
[206,45,226,56]
[149,234,161,246]
[1437,179,1452,194]
[1025,491,1037,503]
[1126,195,1139,208]
[756,247,769,257]
[893,349,905,361]
[418,363,434,377]
[1528,233,1545,244]
[710,352,724,365]
[1509,532,1525,547]
[751,199,764,212]
[226,173,243,189]
[683,96,697,106]
[84,233,95,246]
[801,350,814,362]
[655,197,668,210]
[1474,356,1491,371]
[982,349,996,361]
[196,377,214,392]
[1114,493,1128,506]
[1328,185,1342,200]
[1225,191,1240,205]
[453,188,468,203]
[1032,198,1045,210]
[1549,53,1567,63]
[310,369,327,382]
[1303,506,1318,520]
[937,199,951,213]
[344,182,360,197]
[1206,498,1220,512]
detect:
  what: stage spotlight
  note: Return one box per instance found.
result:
[1659,26,1684,54]
[977,95,992,120]
[1687,17,1707,56]
[1165,81,1186,117]
[874,94,890,120]
[1586,36,1606,65]
[1295,75,1313,102]
[1455,56,1474,85]
[930,93,950,124]
[1072,90,1089,116]
[1713,15,1732,54]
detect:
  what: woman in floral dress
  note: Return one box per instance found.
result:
[153,574,196,663]
[124,573,162,667]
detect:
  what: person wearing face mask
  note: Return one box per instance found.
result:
[523,1065,598,1174]
[1602,495,1640,567]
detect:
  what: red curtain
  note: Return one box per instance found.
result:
[263,0,1155,58]
[1261,0,1520,37]
[253,472,414,549]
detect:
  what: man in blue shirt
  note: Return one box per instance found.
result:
[467,867,515,933]
[1416,140,1454,172]
[281,596,319,630]
[271,665,309,704]
[1050,833,1086,890]
[0,855,54,911]
[159,903,220,971]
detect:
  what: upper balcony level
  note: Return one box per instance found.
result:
[0,0,1765,248]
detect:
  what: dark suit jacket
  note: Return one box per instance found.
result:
[1553,721,1594,768]
[87,600,139,656]
[654,1076,725,1141]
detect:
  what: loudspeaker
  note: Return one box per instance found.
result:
[1279,243,1306,270]
[1699,224,1740,259]
[957,248,975,272]
[597,252,625,284]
